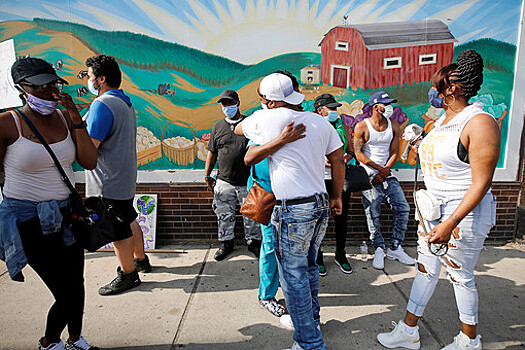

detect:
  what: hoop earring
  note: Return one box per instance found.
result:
[443,94,455,107]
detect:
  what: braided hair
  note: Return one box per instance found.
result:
[432,49,484,100]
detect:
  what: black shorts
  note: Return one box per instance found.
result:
[86,197,137,242]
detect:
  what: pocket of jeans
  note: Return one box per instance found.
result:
[490,195,497,227]
[287,218,318,255]
[314,216,328,247]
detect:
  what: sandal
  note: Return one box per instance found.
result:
[258,297,286,317]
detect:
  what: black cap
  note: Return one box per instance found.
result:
[314,94,342,110]
[217,89,239,103]
[11,57,68,86]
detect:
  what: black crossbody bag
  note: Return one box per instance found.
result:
[344,159,372,192]
[15,109,120,252]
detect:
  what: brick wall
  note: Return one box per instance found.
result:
[109,182,521,246]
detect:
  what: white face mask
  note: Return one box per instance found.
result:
[88,78,99,96]
[382,104,394,119]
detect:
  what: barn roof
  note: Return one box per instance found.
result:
[319,20,457,50]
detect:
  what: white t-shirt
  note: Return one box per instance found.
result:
[242,108,343,200]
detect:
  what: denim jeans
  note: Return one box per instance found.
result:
[258,222,279,300]
[212,179,261,242]
[407,193,496,325]
[362,177,409,249]
[272,194,329,350]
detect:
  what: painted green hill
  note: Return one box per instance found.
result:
[33,18,249,86]
[454,38,516,73]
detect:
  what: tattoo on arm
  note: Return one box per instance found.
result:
[449,213,462,225]
[354,140,364,153]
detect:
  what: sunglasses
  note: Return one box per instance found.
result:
[20,82,63,92]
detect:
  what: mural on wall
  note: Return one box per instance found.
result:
[0,0,521,171]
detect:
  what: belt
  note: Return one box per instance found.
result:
[275,193,328,206]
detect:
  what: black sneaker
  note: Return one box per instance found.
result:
[98,267,141,296]
[214,239,234,261]
[134,255,152,273]
[334,252,353,274]
[247,239,261,258]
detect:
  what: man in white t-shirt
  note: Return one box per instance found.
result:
[235,73,344,350]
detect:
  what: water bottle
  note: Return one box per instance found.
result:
[360,241,368,262]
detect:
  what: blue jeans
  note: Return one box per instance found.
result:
[258,222,279,300]
[272,194,329,350]
[362,177,409,250]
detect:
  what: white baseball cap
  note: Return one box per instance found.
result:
[259,73,305,105]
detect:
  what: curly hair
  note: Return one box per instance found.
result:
[86,55,121,88]
[432,49,484,100]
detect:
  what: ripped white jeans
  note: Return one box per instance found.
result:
[407,193,496,325]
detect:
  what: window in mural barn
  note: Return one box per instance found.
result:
[419,54,437,65]
[0,0,523,181]
[384,57,403,69]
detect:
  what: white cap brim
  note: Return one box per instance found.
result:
[282,91,305,105]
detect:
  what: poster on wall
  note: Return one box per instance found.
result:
[0,0,522,180]
[101,194,158,251]
[0,39,22,109]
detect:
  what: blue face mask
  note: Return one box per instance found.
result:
[88,78,99,96]
[326,110,339,122]
[26,93,59,115]
[222,104,238,118]
[428,88,443,108]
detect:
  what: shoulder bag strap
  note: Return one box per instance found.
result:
[15,109,82,202]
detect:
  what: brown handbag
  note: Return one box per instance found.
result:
[240,180,276,226]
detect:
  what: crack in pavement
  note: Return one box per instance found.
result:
[171,245,211,349]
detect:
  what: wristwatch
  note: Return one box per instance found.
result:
[73,121,87,129]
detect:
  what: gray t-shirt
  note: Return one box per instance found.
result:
[85,90,137,200]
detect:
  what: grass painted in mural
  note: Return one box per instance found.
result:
[0,18,515,170]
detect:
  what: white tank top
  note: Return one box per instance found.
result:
[418,103,492,200]
[361,117,393,177]
[3,110,75,202]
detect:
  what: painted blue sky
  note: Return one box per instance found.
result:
[0,0,522,63]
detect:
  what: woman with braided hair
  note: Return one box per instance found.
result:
[376,49,500,350]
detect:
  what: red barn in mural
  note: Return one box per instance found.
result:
[319,20,457,90]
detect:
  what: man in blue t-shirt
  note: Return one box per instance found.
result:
[84,55,151,296]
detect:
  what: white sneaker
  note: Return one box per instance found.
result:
[39,338,66,350]
[64,336,98,350]
[387,246,416,265]
[377,320,420,349]
[280,314,294,330]
[282,341,304,350]
[373,247,385,269]
[441,332,481,350]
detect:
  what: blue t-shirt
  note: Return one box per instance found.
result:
[246,140,273,193]
[86,89,132,141]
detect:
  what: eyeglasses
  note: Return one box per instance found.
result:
[20,82,63,92]
[428,240,449,256]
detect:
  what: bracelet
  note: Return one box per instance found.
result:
[72,121,87,129]
[204,176,212,179]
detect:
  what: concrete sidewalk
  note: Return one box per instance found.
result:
[0,243,523,350]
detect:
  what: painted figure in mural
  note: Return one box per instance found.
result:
[236,72,345,350]
[313,93,355,276]
[242,70,305,324]
[84,54,152,296]
[377,50,500,350]
[0,57,98,350]
[204,89,262,261]
[353,91,416,270]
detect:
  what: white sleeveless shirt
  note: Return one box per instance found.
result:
[361,117,393,177]
[418,102,492,200]
[3,110,75,202]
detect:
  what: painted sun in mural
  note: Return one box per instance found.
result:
[0,0,519,64]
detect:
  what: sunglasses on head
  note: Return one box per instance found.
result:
[19,81,63,92]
